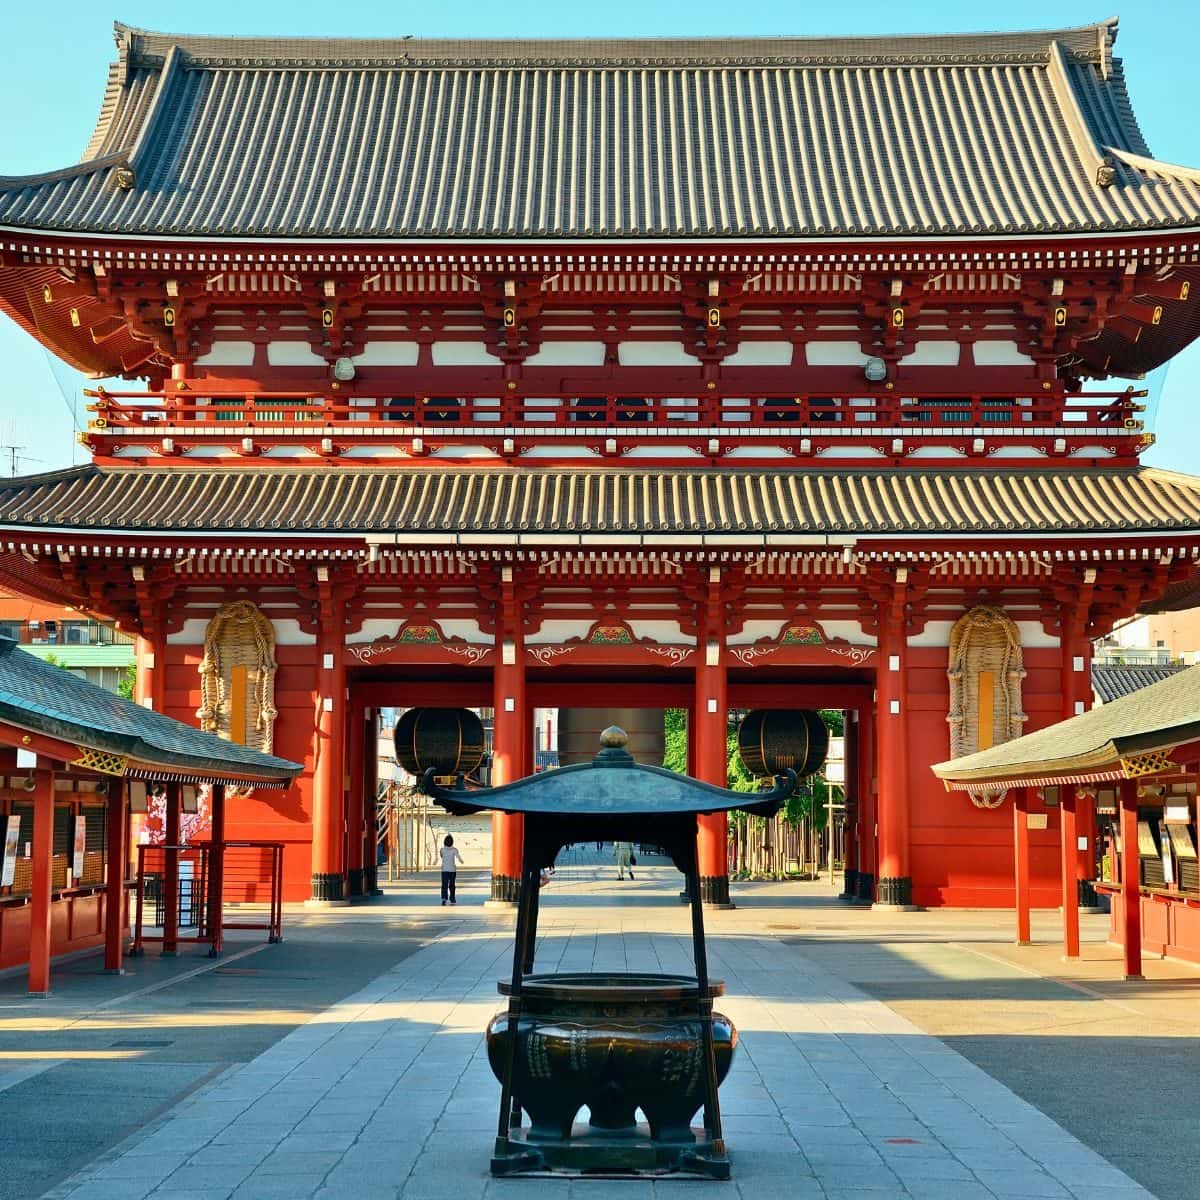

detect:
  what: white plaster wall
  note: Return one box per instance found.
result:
[354,342,420,366]
[194,340,256,367]
[266,341,326,367]
[973,340,1034,366]
[907,619,1058,649]
[805,342,868,366]
[626,620,696,645]
[900,340,960,366]
[526,619,597,645]
[617,341,699,366]
[723,341,794,366]
[432,342,495,365]
[525,341,606,366]
[167,616,315,646]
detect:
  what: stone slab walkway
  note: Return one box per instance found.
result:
[44,867,1157,1200]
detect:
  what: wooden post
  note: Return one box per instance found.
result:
[207,784,225,956]
[311,582,348,903]
[28,766,55,996]
[876,595,911,907]
[841,709,859,898]
[1119,779,1143,980]
[490,568,526,905]
[694,570,730,908]
[1013,786,1031,945]
[1060,785,1080,958]
[162,781,181,955]
[346,698,366,898]
[103,778,127,973]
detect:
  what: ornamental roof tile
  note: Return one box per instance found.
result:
[0,639,300,786]
[0,464,1198,538]
[933,662,1200,788]
[2,19,1199,240]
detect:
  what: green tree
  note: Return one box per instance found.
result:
[117,664,136,701]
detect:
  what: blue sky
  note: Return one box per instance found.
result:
[1,1,1197,475]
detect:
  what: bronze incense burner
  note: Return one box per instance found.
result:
[421,720,812,1179]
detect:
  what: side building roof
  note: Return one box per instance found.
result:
[0,639,300,787]
[2,19,1199,240]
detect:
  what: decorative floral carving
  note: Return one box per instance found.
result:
[646,646,693,665]
[731,645,779,667]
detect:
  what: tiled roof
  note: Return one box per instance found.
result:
[1,640,300,786]
[933,663,1200,788]
[1,464,1200,538]
[2,19,1199,239]
[1092,662,1188,704]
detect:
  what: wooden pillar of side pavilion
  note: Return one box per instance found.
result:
[1012,787,1032,945]
[1059,785,1081,959]
[27,767,56,996]
[1119,779,1143,980]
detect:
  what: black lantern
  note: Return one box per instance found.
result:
[393,707,485,777]
[737,709,829,778]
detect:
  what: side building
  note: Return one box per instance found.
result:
[1,20,1199,907]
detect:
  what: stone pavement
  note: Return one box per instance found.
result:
[34,862,1173,1200]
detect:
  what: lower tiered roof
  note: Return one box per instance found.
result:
[1,465,1199,539]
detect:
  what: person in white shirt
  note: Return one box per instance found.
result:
[440,835,464,905]
[614,840,634,881]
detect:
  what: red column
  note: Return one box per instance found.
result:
[207,783,226,955]
[28,766,55,996]
[346,698,366,899]
[857,702,877,899]
[1013,786,1032,945]
[131,634,164,867]
[104,778,127,973]
[694,642,731,907]
[162,781,181,955]
[1060,786,1080,958]
[364,711,381,895]
[841,709,859,898]
[490,569,527,905]
[1119,779,1143,980]
[310,587,348,903]
[875,606,911,906]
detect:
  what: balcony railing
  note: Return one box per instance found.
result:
[83,387,1149,464]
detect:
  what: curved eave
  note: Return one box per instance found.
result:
[0,700,301,787]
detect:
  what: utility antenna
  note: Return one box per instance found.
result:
[0,443,41,477]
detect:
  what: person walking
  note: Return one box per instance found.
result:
[614,840,634,881]
[440,834,463,905]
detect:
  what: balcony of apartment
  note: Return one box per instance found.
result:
[82,387,1149,467]
[0,619,133,648]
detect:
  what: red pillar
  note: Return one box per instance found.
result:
[1060,785,1080,958]
[857,702,877,899]
[490,579,526,905]
[1013,786,1032,945]
[311,586,348,903]
[104,778,127,973]
[875,605,911,906]
[1119,779,1143,980]
[131,634,164,868]
[346,698,366,899]
[841,709,859,898]
[364,711,382,895]
[694,642,731,907]
[207,784,226,955]
[162,781,181,955]
[28,766,55,996]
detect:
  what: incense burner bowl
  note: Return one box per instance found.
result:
[486,972,736,1143]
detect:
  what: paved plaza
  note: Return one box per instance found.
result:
[2,856,1197,1200]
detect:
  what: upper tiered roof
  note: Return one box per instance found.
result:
[2,18,1200,241]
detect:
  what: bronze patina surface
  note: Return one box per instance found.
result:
[486,972,736,1144]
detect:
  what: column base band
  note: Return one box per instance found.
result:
[699,875,731,907]
[347,868,365,898]
[856,872,875,902]
[491,874,521,903]
[310,872,345,902]
[876,876,912,907]
[842,868,859,898]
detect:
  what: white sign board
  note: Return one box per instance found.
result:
[827,737,845,762]
[72,815,87,881]
[824,761,846,784]
[1,815,20,887]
